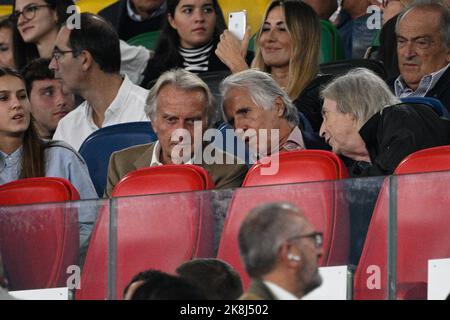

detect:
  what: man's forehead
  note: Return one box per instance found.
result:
[56,27,72,48]
[157,85,207,109]
[399,8,442,32]
[32,78,60,89]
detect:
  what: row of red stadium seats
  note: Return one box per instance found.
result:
[1,146,450,299]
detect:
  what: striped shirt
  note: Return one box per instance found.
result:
[394,63,450,98]
[179,41,214,73]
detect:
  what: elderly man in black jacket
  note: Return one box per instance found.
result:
[320,68,450,178]
[320,67,450,265]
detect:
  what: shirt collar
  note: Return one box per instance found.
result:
[127,0,167,22]
[150,141,196,166]
[394,63,450,98]
[263,281,298,300]
[249,126,305,163]
[281,126,305,152]
[0,146,23,172]
[84,75,135,128]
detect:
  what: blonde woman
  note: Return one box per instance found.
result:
[216,0,329,132]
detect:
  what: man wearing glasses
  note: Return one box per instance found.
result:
[393,2,450,113]
[238,202,323,300]
[49,13,149,151]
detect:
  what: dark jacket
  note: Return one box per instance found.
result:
[348,103,450,178]
[98,0,165,41]
[388,61,450,116]
[141,39,254,88]
[293,74,334,133]
[425,66,450,115]
[376,14,399,80]
[239,280,277,300]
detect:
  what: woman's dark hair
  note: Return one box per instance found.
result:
[0,15,14,30]
[0,67,46,178]
[147,0,226,80]
[12,0,75,70]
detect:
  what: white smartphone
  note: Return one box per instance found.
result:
[228,10,247,40]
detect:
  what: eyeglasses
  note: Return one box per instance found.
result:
[51,50,75,61]
[11,4,51,23]
[288,232,323,248]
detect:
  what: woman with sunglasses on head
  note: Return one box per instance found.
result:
[11,0,75,71]
[217,0,331,132]
[140,0,253,87]
[0,67,97,248]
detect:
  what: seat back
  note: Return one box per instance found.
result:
[127,30,161,50]
[77,165,215,299]
[217,150,350,289]
[0,178,79,290]
[395,145,450,175]
[354,170,450,299]
[320,20,334,63]
[320,59,387,80]
[78,121,158,196]
[320,20,346,61]
[400,97,450,119]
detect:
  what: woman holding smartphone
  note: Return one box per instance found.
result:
[11,0,75,70]
[141,0,253,87]
[217,0,329,132]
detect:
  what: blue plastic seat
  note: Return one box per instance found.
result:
[400,97,450,119]
[78,122,158,197]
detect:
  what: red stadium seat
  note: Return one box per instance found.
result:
[77,165,215,300]
[0,178,80,290]
[354,170,450,299]
[394,145,450,175]
[217,150,350,289]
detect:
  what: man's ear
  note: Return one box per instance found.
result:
[445,47,450,63]
[279,242,302,267]
[80,50,93,72]
[274,97,285,117]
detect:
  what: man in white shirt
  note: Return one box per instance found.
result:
[239,202,323,300]
[392,2,450,113]
[50,13,149,151]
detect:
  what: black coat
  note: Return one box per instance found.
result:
[98,0,165,41]
[293,74,334,133]
[348,103,450,178]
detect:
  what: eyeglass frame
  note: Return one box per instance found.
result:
[10,4,52,23]
[51,49,77,62]
[287,232,323,248]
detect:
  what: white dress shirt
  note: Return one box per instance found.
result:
[150,141,197,166]
[53,76,149,151]
[264,281,299,300]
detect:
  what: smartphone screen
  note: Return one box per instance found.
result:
[228,11,247,40]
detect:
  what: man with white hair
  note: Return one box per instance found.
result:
[320,67,450,177]
[105,68,248,197]
[220,69,328,164]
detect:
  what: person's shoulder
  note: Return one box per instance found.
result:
[44,140,85,162]
[58,102,88,125]
[204,147,247,169]
[111,142,155,163]
[98,0,122,19]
